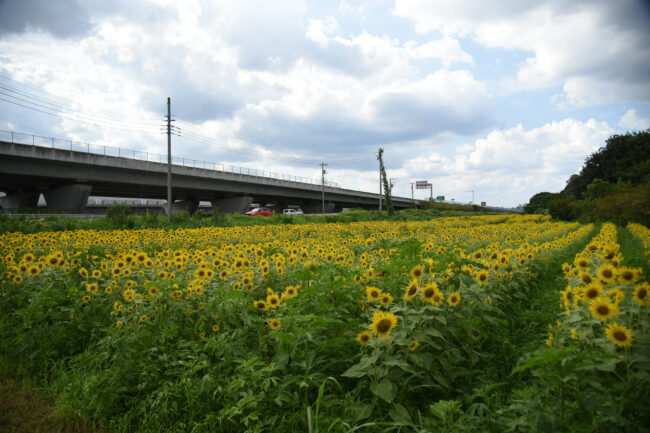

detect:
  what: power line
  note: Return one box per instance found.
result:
[0,75,157,128]
[0,83,157,129]
[0,94,158,135]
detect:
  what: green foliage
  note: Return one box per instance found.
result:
[105,203,135,228]
[562,129,650,199]
[524,192,559,214]
[377,148,395,215]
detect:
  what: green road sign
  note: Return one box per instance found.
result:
[436,196,445,200]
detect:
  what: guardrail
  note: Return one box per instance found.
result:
[0,130,340,188]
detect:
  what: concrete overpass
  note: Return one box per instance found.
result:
[0,137,418,214]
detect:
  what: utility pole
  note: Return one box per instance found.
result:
[320,162,327,215]
[410,182,414,200]
[378,152,383,211]
[166,97,172,220]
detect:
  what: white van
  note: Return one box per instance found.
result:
[283,208,304,215]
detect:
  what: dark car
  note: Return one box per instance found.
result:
[245,207,273,217]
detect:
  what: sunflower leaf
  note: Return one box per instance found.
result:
[370,379,397,403]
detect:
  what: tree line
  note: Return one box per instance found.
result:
[524,129,650,225]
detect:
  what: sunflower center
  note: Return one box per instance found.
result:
[424,288,435,297]
[586,289,598,299]
[376,319,392,333]
[613,330,626,342]
[602,270,613,278]
[597,306,609,315]
[638,289,647,299]
[408,287,417,296]
[361,334,370,342]
[621,272,633,281]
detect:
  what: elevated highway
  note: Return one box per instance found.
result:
[0,138,418,214]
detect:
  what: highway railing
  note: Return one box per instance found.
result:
[0,130,340,188]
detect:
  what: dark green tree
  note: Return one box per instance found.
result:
[524,192,558,214]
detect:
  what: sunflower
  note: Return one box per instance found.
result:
[284,285,298,298]
[617,266,640,284]
[370,311,398,338]
[578,272,594,285]
[561,263,572,275]
[448,292,461,307]
[268,319,281,330]
[266,293,281,308]
[366,286,381,302]
[633,282,648,306]
[590,297,619,321]
[571,329,578,340]
[140,315,149,323]
[597,264,617,283]
[356,331,372,346]
[605,322,634,348]
[410,265,424,279]
[420,283,439,303]
[582,282,603,301]
[607,288,625,304]
[574,256,589,270]
[92,269,102,278]
[408,340,419,351]
[148,286,159,296]
[380,292,393,305]
[404,280,419,301]
[213,324,220,332]
[476,270,489,285]
[254,300,268,311]
[82,294,91,303]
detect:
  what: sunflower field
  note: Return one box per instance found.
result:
[1,214,648,432]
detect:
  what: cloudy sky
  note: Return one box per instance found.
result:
[1,0,649,207]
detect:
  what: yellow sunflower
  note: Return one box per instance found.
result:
[408,340,419,351]
[582,282,603,302]
[633,282,648,306]
[574,256,590,270]
[410,265,424,279]
[617,266,640,284]
[590,297,619,321]
[420,283,439,304]
[268,319,281,330]
[607,288,625,304]
[597,264,617,283]
[605,322,634,348]
[370,311,398,338]
[404,280,419,301]
[266,293,281,309]
[448,292,461,307]
[475,270,489,285]
[254,300,268,311]
[380,292,393,305]
[356,331,372,346]
[366,286,381,302]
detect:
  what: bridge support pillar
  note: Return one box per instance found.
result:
[0,190,40,211]
[211,196,253,214]
[169,199,199,215]
[43,184,92,213]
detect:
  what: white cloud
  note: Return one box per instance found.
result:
[394,0,650,105]
[391,118,614,206]
[618,109,650,131]
[407,37,474,67]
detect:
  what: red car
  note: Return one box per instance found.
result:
[245,207,273,217]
